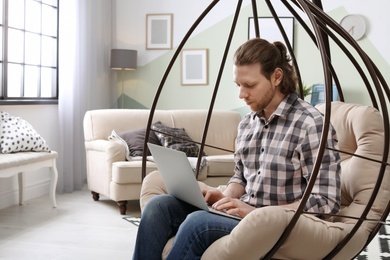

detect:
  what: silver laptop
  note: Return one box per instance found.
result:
[147,143,241,221]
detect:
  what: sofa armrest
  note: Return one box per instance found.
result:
[85,139,126,162]
[84,139,127,196]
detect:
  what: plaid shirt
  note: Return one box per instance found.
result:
[229,93,341,214]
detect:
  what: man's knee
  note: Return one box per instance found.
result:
[178,211,212,235]
[143,194,176,216]
[186,210,210,222]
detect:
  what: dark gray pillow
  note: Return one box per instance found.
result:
[118,127,160,157]
[151,121,202,157]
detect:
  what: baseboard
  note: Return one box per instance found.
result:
[0,179,50,210]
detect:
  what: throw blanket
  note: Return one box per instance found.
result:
[187,157,207,174]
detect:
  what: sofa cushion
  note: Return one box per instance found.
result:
[206,154,235,177]
[112,160,158,184]
[112,158,208,185]
[152,121,201,157]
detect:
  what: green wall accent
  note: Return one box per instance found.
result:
[117,94,148,109]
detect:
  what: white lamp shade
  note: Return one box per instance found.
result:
[110,49,137,70]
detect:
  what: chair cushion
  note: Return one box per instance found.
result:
[0,151,58,170]
[316,102,390,230]
[202,206,369,260]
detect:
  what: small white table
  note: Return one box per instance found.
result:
[0,151,58,207]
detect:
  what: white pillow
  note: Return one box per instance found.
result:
[0,111,50,153]
[108,130,132,161]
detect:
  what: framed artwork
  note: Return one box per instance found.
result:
[146,14,173,50]
[248,17,294,50]
[181,49,208,86]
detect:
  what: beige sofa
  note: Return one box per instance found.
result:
[140,102,390,259]
[83,109,241,214]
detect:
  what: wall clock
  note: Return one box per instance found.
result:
[340,14,367,41]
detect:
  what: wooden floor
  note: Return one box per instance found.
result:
[0,186,141,259]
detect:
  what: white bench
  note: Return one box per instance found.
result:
[0,151,58,207]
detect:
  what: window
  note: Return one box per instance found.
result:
[0,0,58,104]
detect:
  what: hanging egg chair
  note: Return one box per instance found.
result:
[141,0,389,258]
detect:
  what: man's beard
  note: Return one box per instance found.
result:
[252,86,276,113]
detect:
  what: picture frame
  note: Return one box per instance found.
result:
[146,14,173,50]
[181,49,208,86]
[248,17,294,50]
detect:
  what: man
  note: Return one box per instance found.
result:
[133,38,341,259]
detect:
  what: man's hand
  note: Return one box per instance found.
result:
[202,188,255,218]
[202,189,225,205]
[212,197,255,218]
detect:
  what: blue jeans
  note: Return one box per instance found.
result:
[132,194,240,260]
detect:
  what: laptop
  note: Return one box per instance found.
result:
[147,143,242,221]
